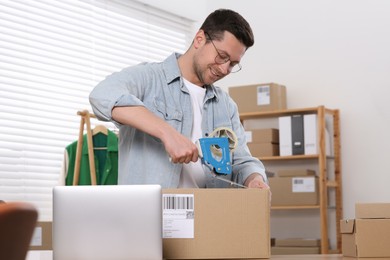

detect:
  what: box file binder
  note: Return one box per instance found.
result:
[279,116,292,156]
[291,114,304,155]
[304,114,317,155]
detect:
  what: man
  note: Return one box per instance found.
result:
[89,9,269,189]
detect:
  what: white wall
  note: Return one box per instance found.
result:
[139,1,390,219]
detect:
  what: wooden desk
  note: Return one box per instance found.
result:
[26,251,361,260]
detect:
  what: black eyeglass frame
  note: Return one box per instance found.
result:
[204,32,242,73]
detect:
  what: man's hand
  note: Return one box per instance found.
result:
[162,130,199,164]
[244,173,270,189]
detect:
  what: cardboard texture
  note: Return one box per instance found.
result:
[272,238,322,255]
[247,143,279,157]
[245,128,279,144]
[341,219,390,257]
[162,189,270,259]
[277,169,316,177]
[274,238,320,247]
[269,177,318,206]
[229,83,286,113]
[355,203,390,219]
[29,222,52,250]
[271,246,320,255]
[341,203,390,257]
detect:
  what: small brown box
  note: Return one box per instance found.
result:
[269,176,318,206]
[247,143,279,157]
[229,83,287,113]
[246,128,279,144]
[29,221,52,250]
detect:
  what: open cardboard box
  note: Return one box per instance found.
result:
[162,188,271,259]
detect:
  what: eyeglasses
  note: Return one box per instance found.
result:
[205,32,242,73]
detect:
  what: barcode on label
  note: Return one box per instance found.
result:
[163,195,194,210]
[293,179,304,185]
[257,86,270,95]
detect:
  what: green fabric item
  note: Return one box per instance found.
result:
[65,130,118,185]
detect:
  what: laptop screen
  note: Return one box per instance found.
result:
[52,185,162,260]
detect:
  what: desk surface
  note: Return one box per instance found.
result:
[26,251,359,260]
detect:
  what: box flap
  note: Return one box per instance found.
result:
[340,219,355,234]
[356,203,390,219]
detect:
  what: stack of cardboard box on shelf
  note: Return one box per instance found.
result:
[246,128,279,157]
[229,82,286,158]
[269,169,321,255]
[230,82,331,158]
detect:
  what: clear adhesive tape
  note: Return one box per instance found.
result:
[209,127,238,156]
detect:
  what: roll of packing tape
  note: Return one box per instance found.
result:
[209,127,238,156]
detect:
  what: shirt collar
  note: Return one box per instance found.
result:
[163,52,220,101]
[162,53,182,84]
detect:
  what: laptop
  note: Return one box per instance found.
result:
[52,185,162,260]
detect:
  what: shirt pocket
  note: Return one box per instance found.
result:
[153,98,183,129]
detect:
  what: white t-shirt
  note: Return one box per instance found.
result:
[178,78,207,188]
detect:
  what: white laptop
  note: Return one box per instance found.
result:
[52,185,162,260]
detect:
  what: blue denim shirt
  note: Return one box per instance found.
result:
[89,53,266,188]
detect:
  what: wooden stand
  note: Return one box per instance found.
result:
[73,110,97,185]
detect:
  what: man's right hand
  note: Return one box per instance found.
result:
[162,130,199,164]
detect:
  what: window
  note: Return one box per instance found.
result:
[0,0,192,220]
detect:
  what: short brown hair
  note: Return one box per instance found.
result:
[200,9,254,49]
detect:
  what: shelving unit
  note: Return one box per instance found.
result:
[240,106,342,254]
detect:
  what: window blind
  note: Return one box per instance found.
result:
[0,0,192,220]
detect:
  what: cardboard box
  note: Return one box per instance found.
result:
[341,218,390,257]
[355,203,390,219]
[274,238,320,247]
[248,143,279,157]
[277,169,316,177]
[269,177,318,206]
[245,128,279,144]
[341,203,390,257]
[229,83,286,113]
[271,246,320,255]
[29,221,52,250]
[162,189,270,259]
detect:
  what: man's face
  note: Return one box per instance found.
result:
[193,31,246,86]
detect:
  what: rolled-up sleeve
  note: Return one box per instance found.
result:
[89,65,148,125]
